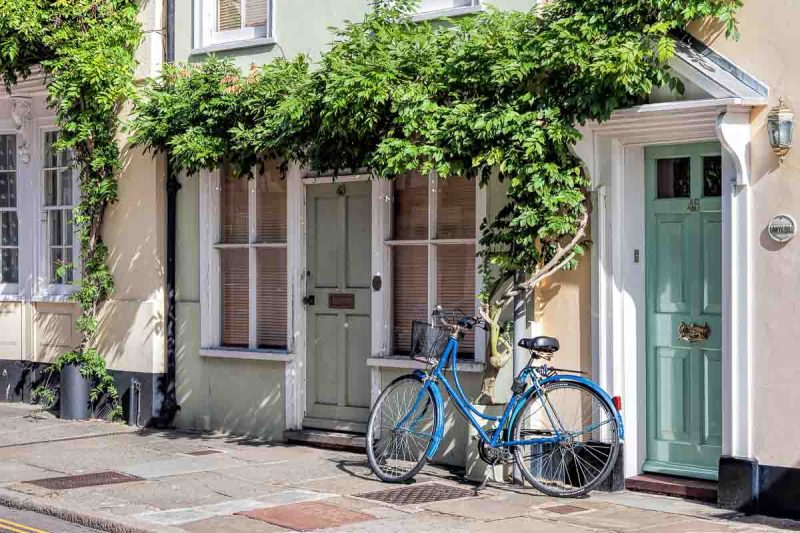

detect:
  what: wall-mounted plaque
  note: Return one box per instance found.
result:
[768,214,796,243]
[329,293,355,309]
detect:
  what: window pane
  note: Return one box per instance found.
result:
[63,248,74,284]
[50,248,63,284]
[245,0,268,28]
[436,176,475,239]
[437,244,475,355]
[1,212,17,246]
[44,169,59,206]
[60,168,73,205]
[257,248,287,349]
[656,158,690,199]
[393,246,428,354]
[49,210,63,246]
[221,248,249,347]
[221,167,249,244]
[45,131,59,168]
[218,0,242,31]
[256,163,287,242]
[1,249,17,284]
[393,172,428,240]
[0,135,15,171]
[703,156,722,197]
[64,210,74,246]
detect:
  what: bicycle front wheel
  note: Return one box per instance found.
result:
[511,381,619,497]
[366,374,440,483]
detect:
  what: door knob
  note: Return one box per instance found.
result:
[302,295,316,306]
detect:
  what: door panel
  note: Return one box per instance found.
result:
[645,142,722,480]
[305,182,372,432]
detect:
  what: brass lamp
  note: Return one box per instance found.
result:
[768,97,794,164]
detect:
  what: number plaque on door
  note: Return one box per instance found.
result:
[677,322,710,343]
[329,293,355,309]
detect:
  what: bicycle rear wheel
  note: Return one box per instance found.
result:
[511,381,619,497]
[366,375,439,483]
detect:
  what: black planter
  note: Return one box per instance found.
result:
[60,363,91,420]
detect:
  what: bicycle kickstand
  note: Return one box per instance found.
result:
[474,458,500,496]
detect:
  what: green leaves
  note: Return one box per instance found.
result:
[130,0,740,306]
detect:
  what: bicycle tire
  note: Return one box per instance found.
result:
[366,374,440,483]
[511,380,619,497]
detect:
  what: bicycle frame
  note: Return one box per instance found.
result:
[408,333,623,460]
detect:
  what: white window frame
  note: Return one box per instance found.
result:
[413,0,483,22]
[0,126,19,296]
[199,166,296,360]
[380,172,487,363]
[36,125,80,297]
[193,0,275,54]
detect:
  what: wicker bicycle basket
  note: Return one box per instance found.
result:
[410,320,451,367]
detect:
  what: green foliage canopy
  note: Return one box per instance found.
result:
[132,0,740,310]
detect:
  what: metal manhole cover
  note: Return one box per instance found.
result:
[28,471,142,490]
[356,482,474,506]
[543,504,590,515]
[185,449,222,456]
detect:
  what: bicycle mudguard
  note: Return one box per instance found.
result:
[510,374,624,440]
[411,369,446,459]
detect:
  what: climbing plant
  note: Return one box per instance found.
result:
[131,0,740,402]
[0,0,142,418]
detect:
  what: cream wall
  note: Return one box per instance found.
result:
[691,0,800,469]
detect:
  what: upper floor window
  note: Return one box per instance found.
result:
[416,0,481,18]
[195,0,273,51]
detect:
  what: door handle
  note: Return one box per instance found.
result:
[677,321,710,343]
[302,295,315,306]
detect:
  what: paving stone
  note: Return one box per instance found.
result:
[424,495,531,520]
[138,507,217,526]
[254,489,335,507]
[467,516,595,532]
[238,501,375,531]
[553,505,694,532]
[121,455,249,479]
[183,514,289,532]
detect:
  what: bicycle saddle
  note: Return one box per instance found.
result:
[518,336,560,353]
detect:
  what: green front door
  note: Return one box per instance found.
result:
[305,181,372,433]
[644,142,722,480]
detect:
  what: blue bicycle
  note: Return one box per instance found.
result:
[366,306,623,497]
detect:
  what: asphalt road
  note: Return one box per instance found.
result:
[0,507,100,533]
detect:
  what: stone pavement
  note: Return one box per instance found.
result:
[1,403,798,532]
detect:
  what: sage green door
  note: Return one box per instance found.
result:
[305,181,372,433]
[644,142,722,480]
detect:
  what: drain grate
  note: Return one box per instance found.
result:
[28,471,142,490]
[184,449,222,456]
[543,504,589,515]
[356,482,474,506]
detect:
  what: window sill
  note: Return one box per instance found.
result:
[200,347,294,363]
[412,5,484,22]
[191,37,277,56]
[367,356,484,373]
[0,294,21,302]
[32,294,76,303]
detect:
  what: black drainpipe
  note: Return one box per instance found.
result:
[152,0,181,428]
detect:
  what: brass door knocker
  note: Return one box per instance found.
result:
[678,322,710,343]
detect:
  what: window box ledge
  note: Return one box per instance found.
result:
[200,347,294,362]
[191,37,277,56]
[367,356,484,373]
[412,5,484,22]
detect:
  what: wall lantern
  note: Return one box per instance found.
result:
[767,97,794,164]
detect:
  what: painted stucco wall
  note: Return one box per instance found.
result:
[690,0,800,469]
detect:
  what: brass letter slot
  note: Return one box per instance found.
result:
[677,322,711,343]
[329,293,355,309]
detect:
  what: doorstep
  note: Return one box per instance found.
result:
[625,473,718,503]
[284,429,366,452]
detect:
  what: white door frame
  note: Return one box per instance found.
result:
[575,98,762,478]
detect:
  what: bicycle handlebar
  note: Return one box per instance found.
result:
[431,305,484,331]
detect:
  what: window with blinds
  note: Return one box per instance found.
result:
[217,0,269,32]
[217,162,287,350]
[390,173,477,357]
[418,0,477,13]
[43,131,75,285]
[0,135,17,285]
